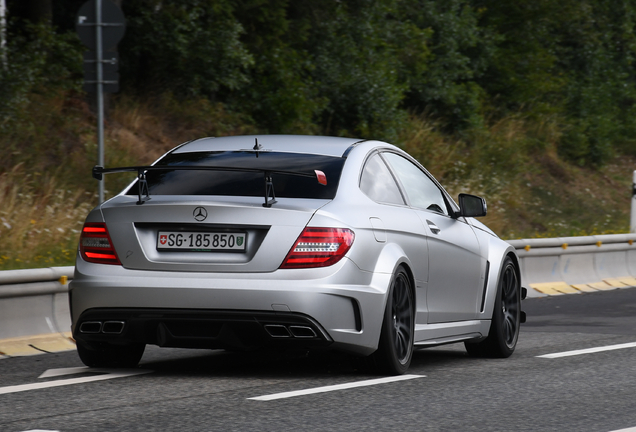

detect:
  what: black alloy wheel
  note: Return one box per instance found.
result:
[373,267,414,375]
[500,260,521,349]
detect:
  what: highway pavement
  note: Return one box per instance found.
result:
[1,288,636,431]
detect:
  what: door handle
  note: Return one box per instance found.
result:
[426,220,441,234]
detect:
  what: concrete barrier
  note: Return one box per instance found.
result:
[0,267,74,340]
[509,234,636,297]
[628,249,636,275]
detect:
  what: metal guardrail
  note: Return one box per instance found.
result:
[0,266,74,299]
[508,233,636,256]
[0,234,634,294]
[0,266,74,340]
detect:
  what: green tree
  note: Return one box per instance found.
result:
[0,20,82,126]
[302,0,418,139]
[402,0,496,132]
[120,0,253,98]
[556,0,636,164]
[476,0,636,165]
[228,0,323,133]
[474,1,566,114]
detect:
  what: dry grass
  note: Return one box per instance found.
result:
[0,92,258,269]
[398,113,635,239]
[0,165,93,269]
[108,94,258,163]
[396,114,527,236]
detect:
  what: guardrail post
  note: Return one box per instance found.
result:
[632,170,636,233]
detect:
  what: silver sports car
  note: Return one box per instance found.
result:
[70,135,526,374]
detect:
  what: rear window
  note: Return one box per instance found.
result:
[126,151,345,199]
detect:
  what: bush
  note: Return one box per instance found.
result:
[120,0,253,98]
[0,21,82,127]
[403,0,496,131]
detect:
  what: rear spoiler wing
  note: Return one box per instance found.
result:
[92,165,328,207]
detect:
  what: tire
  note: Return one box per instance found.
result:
[77,341,145,368]
[465,257,521,358]
[372,267,414,375]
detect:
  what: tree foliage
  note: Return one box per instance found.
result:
[477,0,636,164]
[4,0,636,165]
[0,20,82,126]
[402,0,497,131]
[120,0,253,97]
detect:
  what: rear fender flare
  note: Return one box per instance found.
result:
[370,243,415,304]
[371,242,412,278]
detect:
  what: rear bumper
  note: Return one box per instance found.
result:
[73,308,333,351]
[70,256,392,356]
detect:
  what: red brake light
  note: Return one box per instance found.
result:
[280,227,354,269]
[79,222,121,265]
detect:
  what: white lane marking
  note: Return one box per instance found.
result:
[21,430,60,432]
[249,374,425,401]
[38,366,95,379]
[537,342,636,359]
[608,427,636,432]
[0,367,152,395]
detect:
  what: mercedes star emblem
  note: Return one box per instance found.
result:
[193,207,208,222]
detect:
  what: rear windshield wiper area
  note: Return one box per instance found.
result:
[93,151,345,206]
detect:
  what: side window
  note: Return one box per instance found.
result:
[360,153,405,205]
[382,152,448,215]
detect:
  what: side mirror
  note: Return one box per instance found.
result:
[456,193,487,218]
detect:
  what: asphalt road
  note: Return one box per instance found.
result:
[2,289,636,432]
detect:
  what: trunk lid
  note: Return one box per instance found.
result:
[100,195,327,272]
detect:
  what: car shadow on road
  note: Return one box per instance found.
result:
[136,343,473,379]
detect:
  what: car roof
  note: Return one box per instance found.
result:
[172,135,365,158]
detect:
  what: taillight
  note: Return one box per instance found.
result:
[280,227,354,269]
[79,222,121,265]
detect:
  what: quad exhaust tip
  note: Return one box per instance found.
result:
[79,321,102,334]
[102,321,125,334]
[80,320,316,339]
[79,321,125,335]
[264,324,291,338]
[263,324,317,339]
[289,326,317,338]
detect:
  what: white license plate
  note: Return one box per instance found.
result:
[157,231,247,251]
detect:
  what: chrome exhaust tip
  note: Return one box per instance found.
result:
[264,324,291,338]
[102,321,125,334]
[79,321,102,334]
[289,326,317,338]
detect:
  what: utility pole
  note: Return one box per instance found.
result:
[76,0,125,203]
[631,171,636,233]
[0,0,6,67]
